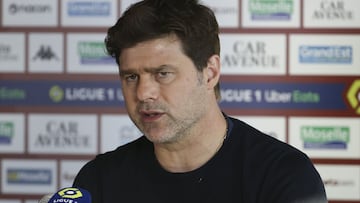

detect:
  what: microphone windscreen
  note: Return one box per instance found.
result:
[38,194,52,203]
[48,187,91,203]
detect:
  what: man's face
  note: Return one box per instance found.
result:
[119,35,210,144]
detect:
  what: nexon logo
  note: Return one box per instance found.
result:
[300,126,350,149]
[7,169,52,184]
[8,3,51,15]
[77,41,114,64]
[299,45,352,64]
[68,1,111,16]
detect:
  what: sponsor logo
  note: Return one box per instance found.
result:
[50,187,91,203]
[60,160,88,188]
[299,45,352,64]
[49,84,124,104]
[8,3,51,15]
[324,178,355,186]
[301,126,350,149]
[346,80,360,114]
[0,122,14,144]
[0,44,18,61]
[101,115,142,152]
[0,87,26,101]
[220,88,320,104]
[312,0,353,20]
[68,1,111,16]
[32,45,59,61]
[58,188,83,198]
[118,125,142,144]
[77,41,114,64]
[64,87,106,101]
[211,6,237,15]
[49,85,65,103]
[222,40,280,68]
[202,0,239,28]
[34,121,90,148]
[7,169,52,184]
[49,86,117,102]
[249,0,293,20]
[1,80,125,106]
[62,172,77,183]
[0,44,10,54]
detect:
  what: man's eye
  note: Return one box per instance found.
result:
[125,74,138,81]
[157,71,172,78]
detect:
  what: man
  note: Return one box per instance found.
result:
[73,0,327,202]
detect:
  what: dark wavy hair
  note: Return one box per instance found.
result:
[105,0,221,99]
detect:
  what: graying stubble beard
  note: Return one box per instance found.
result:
[140,69,207,144]
[158,72,208,144]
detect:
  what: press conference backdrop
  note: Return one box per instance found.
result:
[0,0,360,202]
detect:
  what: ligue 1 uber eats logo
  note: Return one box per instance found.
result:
[52,188,83,203]
[49,187,92,203]
[347,80,360,115]
[58,188,83,198]
[49,85,64,103]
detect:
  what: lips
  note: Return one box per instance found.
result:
[140,110,164,122]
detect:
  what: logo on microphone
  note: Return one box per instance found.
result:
[49,187,92,203]
[58,187,83,199]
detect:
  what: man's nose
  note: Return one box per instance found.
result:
[136,77,158,102]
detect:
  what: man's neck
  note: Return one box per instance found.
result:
[153,111,227,173]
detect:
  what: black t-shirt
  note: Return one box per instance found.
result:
[73,116,327,203]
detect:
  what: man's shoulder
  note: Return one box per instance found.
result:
[228,116,307,161]
[96,135,150,162]
[75,136,150,177]
[228,117,326,202]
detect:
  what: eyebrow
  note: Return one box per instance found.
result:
[119,65,175,76]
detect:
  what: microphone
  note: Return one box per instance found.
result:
[38,194,52,203]
[39,187,91,203]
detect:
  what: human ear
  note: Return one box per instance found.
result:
[205,54,221,89]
